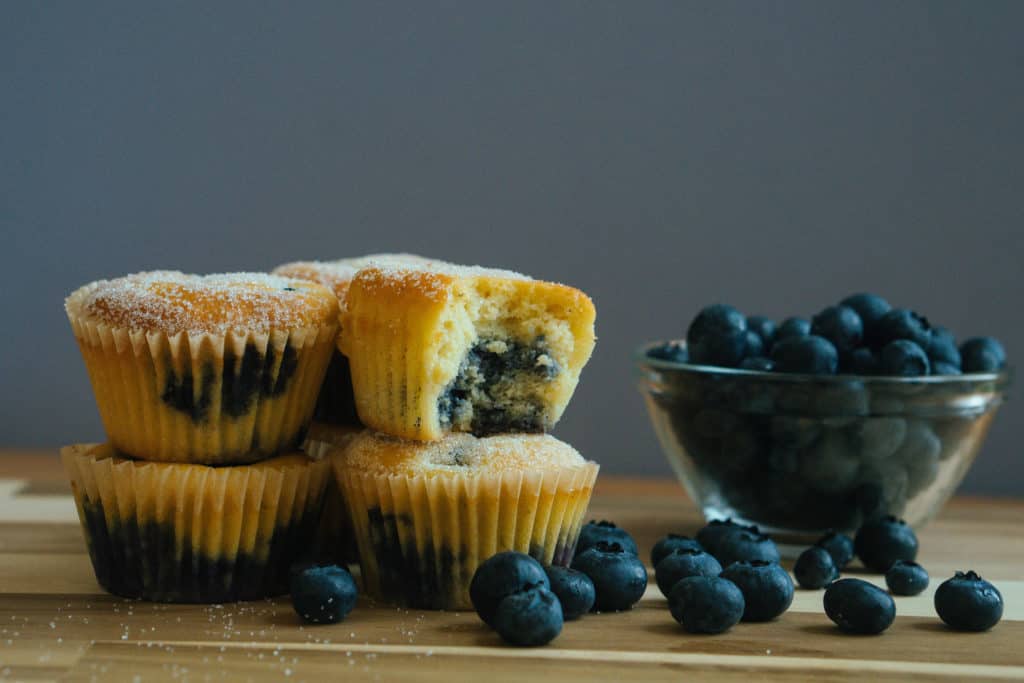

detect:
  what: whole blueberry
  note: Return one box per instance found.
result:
[840,293,892,339]
[812,305,864,355]
[886,560,929,596]
[648,341,689,363]
[815,531,855,570]
[712,527,781,568]
[960,337,1007,373]
[470,551,550,626]
[720,561,794,622]
[575,520,639,557]
[687,304,749,367]
[794,546,839,589]
[543,566,595,621]
[739,356,775,372]
[696,519,754,557]
[776,317,812,343]
[743,329,766,359]
[290,564,359,625]
[854,516,919,572]
[492,587,563,646]
[571,541,648,612]
[873,309,933,350]
[934,571,1003,631]
[878,340,930,377]
[668,576,745,634]
[771,335,839,375]
[654,548,723,597]
[845,347,879,375]
[824,578,896,634]
[747,316,777,348]
[650,534,704,568]
[927,328,961,369]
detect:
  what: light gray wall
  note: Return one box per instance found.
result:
[3,1,1022,495]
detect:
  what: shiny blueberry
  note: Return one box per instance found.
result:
[840,293,892,340]
[492,587,563,646]
[720,560,794,622]
[771,335,839,375]
[794,546,839,589]
[824,578,896,634]
[654,548,723,597]
[711,527,781,568]
[543,566,595,621]
[668,576,745,634]
[648,341,689,363]
[739,356,775,371]
[290,564,358,624]
[650,534,704,568]
[811,305,864,356]
[743,329,766,359]
[960,337,1007,373]
[746,315,777,348]
[873,309,932,350]
[815,531,855,570]
[776,317,811,343]
[854,516,919,572]
[696,519,755,558]
[575,520,639,557]
[844,347,879,375]
[878,340,930,376]
[927,327,961,369]
[571,541,648,612]
[934,571,1003,631]
[470,551,550,626]
[687,304,749,367]
[885,560,929,596]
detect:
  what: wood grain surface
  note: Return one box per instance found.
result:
[1,449,1022,682]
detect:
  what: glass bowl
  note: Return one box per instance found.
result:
[635,341,1010,545]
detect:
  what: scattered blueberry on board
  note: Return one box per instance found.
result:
[886,560,929,596]
[695,519,757,558]
[815,531,855,570]
[824,578,896,634]
[571,541,648,612]
[469,551,550,627]
[654,548,722,597]
[854,516,919,573]
[492,587,564,647]
[575,520,639,557]
[289,564,358,625]
[708,525,781,568]
[544,566,596,621]
[794,546,839,590]
[719,560,794,622]
[934,571,1004,631]
[668,576,746,634]
[650,533,704,568]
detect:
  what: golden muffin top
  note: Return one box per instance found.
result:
[66,271,338,335]
[67,442,320,472]
[340,431,588,477]
[273,253,440,302]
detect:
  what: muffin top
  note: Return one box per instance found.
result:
[66,271,338,335]
[273,253,440,302]
[341,431,588,477]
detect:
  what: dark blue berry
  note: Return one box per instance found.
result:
[854,516,919,572]
[668,576,745,634]
[873,309,932,350]
[794,546,839,589]
[654,548,723,597]
[648,341,689,363]
[712,527,781,568]
[776,317,811,343]
[885,560,929,596]
[844,347,879,375]
[492,587,563,646]
[824,578,896,634]
[771,335,839,375]
[470,551,550,626]
[571,541,648,612]
[543,566,595,621]
[927,327,961,369]
[720,561,794,622]
[815,531,855,570]
[687,304,749,367]
[696,519,754,557]
[746,316,777,348]
[932,362,962,376]
[811,305,864,355]
[840,293,892,338]
[743,329,766,359]
[934,571,1003,631]
[960,337,1007,373]
[739,356,774,371]
[289,564,358,624]
[650,534,703,568]
[575,520,638,557]
[878,340,930,376]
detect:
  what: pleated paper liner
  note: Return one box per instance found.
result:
[61,443,330,603]
[303,423,364,565]
[66,310,336,465]
[335,460,599,610]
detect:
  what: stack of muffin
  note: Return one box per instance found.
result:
[275,256,600,609]
[62,272,341,602]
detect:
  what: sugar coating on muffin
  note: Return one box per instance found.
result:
[66,271,337,335]
[273,254,441,305]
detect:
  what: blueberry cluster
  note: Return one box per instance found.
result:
[660,296,1007,377]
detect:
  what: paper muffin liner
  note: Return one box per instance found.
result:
[67,312,336,465]
[303,423,363,565]
[334,459,600,610]
[61,443,330,603]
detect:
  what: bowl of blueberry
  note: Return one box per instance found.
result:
[635,294,1010,545]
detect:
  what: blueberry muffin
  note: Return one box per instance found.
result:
[339,262,597,441]
[273,254,439,425]
[65,272,338,464]
[303,422,365,564]
[333,431,599,609]
[62,443,330,603]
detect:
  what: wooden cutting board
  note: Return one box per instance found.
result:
[1,450,1022,682]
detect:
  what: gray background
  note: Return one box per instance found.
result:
[3,1,1022,495]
